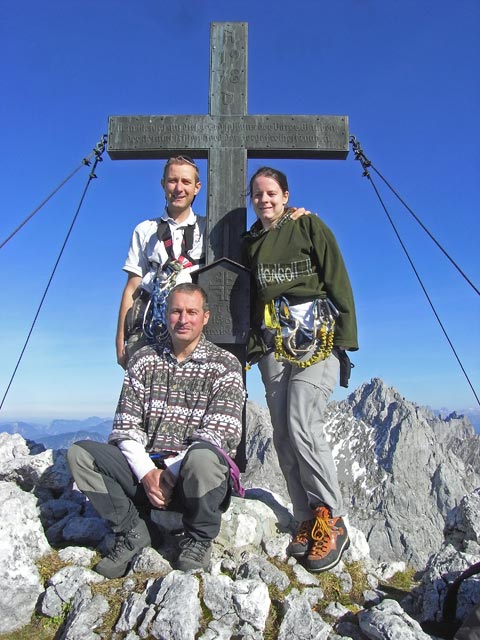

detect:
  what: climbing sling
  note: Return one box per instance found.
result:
[125,219,200,343]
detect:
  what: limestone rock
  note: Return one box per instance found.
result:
[40,565,104,618]
[0,443,71,491]
[411,488,480,624]
[0,481,50,633]
[278,589,331,640]
[1,377,480,638]
[236,551,290,591]
[358,598,431,639]
[149,571,202,640]
[115,591,149,633]
[130,546,172,575]
[58,584,109,640]
[58,546,96,567]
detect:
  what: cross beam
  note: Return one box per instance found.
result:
[107,22,349,264]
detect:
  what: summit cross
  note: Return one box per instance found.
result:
[107,22,349,470]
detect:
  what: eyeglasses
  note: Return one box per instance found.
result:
[165,155,198,168]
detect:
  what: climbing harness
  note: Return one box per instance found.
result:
[264,296,338,368]
[142,260,186,342]
[127,218,202,343]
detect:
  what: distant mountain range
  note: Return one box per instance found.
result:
[0,417,113,449]
[1,393,478,449]
[434,407,480,433]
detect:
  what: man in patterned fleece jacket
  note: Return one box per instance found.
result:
[68,283,245,577]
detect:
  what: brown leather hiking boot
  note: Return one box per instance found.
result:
[287,518,315,558]
[304,506,350,573]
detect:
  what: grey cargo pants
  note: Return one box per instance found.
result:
[67,440,230,541]
[258,350,344,521]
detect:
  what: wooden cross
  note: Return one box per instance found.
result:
[107,22,349,267]
[107,22,349,470]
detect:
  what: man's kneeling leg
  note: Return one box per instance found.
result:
[67,441,152,578]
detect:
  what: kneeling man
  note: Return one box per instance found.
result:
[68,283,245,577]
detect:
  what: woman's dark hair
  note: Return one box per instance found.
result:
[248,166,289,197]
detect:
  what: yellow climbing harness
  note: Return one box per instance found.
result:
[264,297,337,368]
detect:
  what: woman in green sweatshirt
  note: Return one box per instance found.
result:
[242,166,358,574]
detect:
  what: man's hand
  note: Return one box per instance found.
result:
[141,468,176,509]
[290,207,315,220]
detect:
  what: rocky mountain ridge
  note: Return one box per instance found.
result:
[244,377,480,568]
[3,377,478,568]
[1,380,478,445]
[0,377,479,637]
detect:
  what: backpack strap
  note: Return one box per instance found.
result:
[156,219,199,268]
[443,561,480,622]
[421,560,480,638]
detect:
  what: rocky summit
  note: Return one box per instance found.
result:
[0,377,479,639]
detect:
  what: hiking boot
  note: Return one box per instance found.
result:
[176,537,212,572]
[287,518,315,558]
[304,506,350,573]
[94,519,151,579]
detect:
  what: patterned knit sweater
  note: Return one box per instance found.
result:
[109,334,245,456]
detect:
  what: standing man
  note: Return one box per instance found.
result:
[116,156,206,368]
[69,283,246,577]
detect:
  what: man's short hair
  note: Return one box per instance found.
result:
[163,156,200,183]
[167,283,209,311]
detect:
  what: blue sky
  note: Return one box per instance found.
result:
[1,0,479,420]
